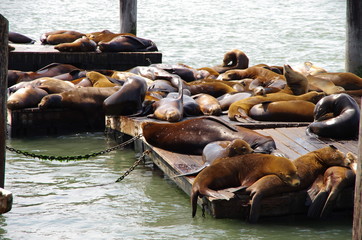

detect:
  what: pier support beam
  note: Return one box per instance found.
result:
[346,0,362,76]
[0,14,8,189]
[353,101,362,239]
[119,0,137,35]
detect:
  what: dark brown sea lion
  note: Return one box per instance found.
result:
[211,49,249,73]
[167,92,203,117]
[40,30,85,45]
[192,93,222,116]
[103,75,148,116]
[191,153,300,217]
[98,35,158,52]
[283,64,309,95]
[313,72,362,90]
[307,165,355,219]
[248,100,315,122]
[7,86,48,110]
[142,116,277,155]
[150,63,199,82]
[174,139,253,177]
[54,36,97,52]
[306,93,360,139]
[9,32,35,44]
[246,145,349,223]
[228,91,325,122]
[38,87,119,111]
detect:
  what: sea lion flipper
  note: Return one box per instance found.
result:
[307,190,328,219]
[173,165,206,178]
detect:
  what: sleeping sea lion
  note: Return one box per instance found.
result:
[86,71,117,88]
[41,30,85,45]
[313,72,362,90]
[191,153,300,217]
[7,86,48,110]
[306,93,360,139]
[54,36,97,52]
[9,32,35,44]
[174,139,253,177]
[142,116,277,155]
[98,35,158,52]
[246,145,349,223]
[192,93,222,116]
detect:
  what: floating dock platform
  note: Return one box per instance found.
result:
[105,115,356,220]
[8,43,162,71]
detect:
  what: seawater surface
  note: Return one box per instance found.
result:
[0,0,352,239]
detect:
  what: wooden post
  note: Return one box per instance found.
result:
[353,100,362,239]
[346,0,362,76]
[0,14,8,189]
[119,0,137,35]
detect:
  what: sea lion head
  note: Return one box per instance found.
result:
[267,157,300,187]
[228,139,253,156]
[38,94,63,109]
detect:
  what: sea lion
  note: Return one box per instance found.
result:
[293,62,327,76]
[283,64,309,95]
[7,86,48,110]
[313,72,362,90]
[307,165,355,219]
[167,92,203,117]
[248,100,315,122]
[8,77,75,94]
[150,63,199,82]
[186,81,237,98]
[219,66,285,83]
[103,75,148,116]
[211,49,249,73]
[217,92,253,111]
[191,153,300,217]
[98,35,158,52]
[38,87,119,111]
[41,30,85,45]
[148,80,177,93]
[9,32,35,44]
[142,116,277,155]
[54,36,97,52]
[85,30,135,43]
[228,91,325,122]
[149,77,184,122]
[86,71,117,88]
[246,145,349,223]
[174,139,253,177]
[306,75,345,94]
[192,93,222,116]
[306,93,360,139]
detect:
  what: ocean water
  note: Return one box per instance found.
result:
[0,0,352,239]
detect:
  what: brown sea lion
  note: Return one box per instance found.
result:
[7,86,48,110]
[187,81,237,98]
[98,35,158,52]
[85,30,135,43]
[54,36,97,52]
[38,87,119,111]
[103,75,148,116]
[219,66,285,82]
[228,91,325,122]
[306,75,345,94]
[9,32,35,44]
[283,64,309,95]
[294,62,327,76]
[86,71,117,88]
[192,93,222,116]
[306,93,360,139]
[211,49,249,73]
[41,30,85,45]
[248,100,315,122]
[246,145,349,223]
[142,116,277,155]
[307,165,355,219]
[191,153,300,217]
[149,77,184,122]
[166,92,203,117]
[36,77,76,93]
[217,92,253,111]
[174,139,253,178]
[313,72,362,90]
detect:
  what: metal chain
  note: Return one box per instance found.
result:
[5,134,142,162]
[115,149,151,182]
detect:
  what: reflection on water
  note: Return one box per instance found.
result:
[0,0,352,239]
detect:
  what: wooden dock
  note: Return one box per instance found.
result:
[105,115,357,220]
[8,43,162,71]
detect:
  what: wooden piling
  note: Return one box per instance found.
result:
[119,0,137,35]
[0,14,9,189]
[346,0,362,76]
[353,100,362,239]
